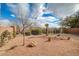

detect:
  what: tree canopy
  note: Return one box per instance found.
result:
[61,11,79,28]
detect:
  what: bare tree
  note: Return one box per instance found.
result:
[7,4,33,46]
[17,4,33,46]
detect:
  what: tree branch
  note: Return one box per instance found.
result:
[20,23,33,33]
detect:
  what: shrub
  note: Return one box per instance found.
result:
[16,25,20,35]
[0,30,11,47]
[42,28,46,34]
[63,28,69,33]
[10,26,16,38]
[47,36,51,42]
[25,31,31,36]
[13,30,16,38]
[31,28,42,35]
[53,28,60,33]
[42,28,52,34]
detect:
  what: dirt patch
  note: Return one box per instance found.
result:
[0,34,79,56]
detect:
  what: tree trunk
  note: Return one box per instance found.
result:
[22,25,25,46]
[22,32,25,46]
[46,27,48,36]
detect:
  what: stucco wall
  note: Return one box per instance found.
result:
[64,28,79,34]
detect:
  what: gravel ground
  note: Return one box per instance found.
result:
[0,34,79,56]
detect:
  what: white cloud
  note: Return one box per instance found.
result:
[6,3,79,28]
[35,13,60,28]
[7,4,18,15]
[7,3,30,18]
[75,4,79,12]
[7,3,59,28]
[47,3,79,18]
[11,14,15,17]
[0,19,12,26]
[7,3,32,26]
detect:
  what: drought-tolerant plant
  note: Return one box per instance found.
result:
[16,25,20,35]
[42,28,46,34]
[31,28,42,35]
[47,36,51,42]
[53,28,60,34]
[42,28,53,35]
[60,11,79,28]
[13,29,16,38]
[25,31,31,36]
[8,4,33,46]
[45,24,49,36]
[0,30,11,47]
[10,26,16,38]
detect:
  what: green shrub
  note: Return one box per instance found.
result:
[42,29,46,34]
[16,25,20,35]
[13,30,16,38]
[42,28,52,34]
[53,28,60,33]
[25,31,31,36]
[63,28,69,33]
[0,30,11,47]
[31,28,42,35]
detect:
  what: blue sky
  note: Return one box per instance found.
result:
[0,3,79,28]
[1,3,16,19]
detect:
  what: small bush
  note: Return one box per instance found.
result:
[42,28,52,35]
[31,28,42,35]
[42,29,46,34]
[63,28,69,33]
[0,30,11,47]
[13,30,16,38]
[53,28,60,33]
[25,31,31,36]
[16,27,20,35]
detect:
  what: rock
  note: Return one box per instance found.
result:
[60,38,63,40]
[67,37,71,40]
[57,34,60,36]
[26,41,36,47]
[27,43,35,47]
[46,36,51,42]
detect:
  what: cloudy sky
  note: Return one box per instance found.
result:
[0,3,79,28]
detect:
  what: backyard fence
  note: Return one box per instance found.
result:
[63,28,79,35]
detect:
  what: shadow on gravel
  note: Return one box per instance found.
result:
[6,45,18,51]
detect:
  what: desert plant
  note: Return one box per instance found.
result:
[47,36,51,42]
[10,26,16,38]
[45,24,49,36]
[0,30,11,47]
[13,30,16,38]
[31,28,42,35]
[60,15,79,28]
[42,28,46,34]
[42,28,53,35]
[8,4,33,46]
[53,28,60,34]
[25,31,31,36]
